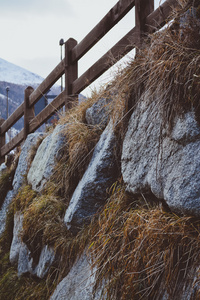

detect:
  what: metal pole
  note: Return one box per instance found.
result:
[59,38,64,93]
[6,86,10,141]
[6,86,9,119]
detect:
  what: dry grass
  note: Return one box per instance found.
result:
[8,90,110,290]
[0,171,13,209]
[13,185,37,212]
[89,182,200,300]
[10,92,108,282]
[13,183,91,287]
[2,2,200,299]
[48,88,114,200]
[109,0,200,134]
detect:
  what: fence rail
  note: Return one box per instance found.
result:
[0,0,177,163]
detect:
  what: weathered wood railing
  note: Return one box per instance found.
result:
[0,0,177,163]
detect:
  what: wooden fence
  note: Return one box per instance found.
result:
[0,0,177,163]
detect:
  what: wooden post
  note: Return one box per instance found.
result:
[0,118,5,164]
[135,0,154,49]
[24,86,34,140]
[65,38,78,111]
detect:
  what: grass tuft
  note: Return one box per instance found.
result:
[89,182,200,300]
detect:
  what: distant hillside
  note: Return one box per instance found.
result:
[0,58,44,85]
[0,58,86,132]
[0,58,60,130]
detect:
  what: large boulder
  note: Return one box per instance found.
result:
[122,94,200,216]
[27,124,66,192]
[64,121,118,233]
[13,133,44,192]
[0,133,44,236]
[50,253,102,300]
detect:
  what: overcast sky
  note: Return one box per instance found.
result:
[0,0,162,95]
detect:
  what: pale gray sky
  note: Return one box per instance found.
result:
[0,0,163,95]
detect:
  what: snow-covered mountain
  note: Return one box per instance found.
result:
[0,58,85,133]
[0,58,61,131]
[0,58,44,85]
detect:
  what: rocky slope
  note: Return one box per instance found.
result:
[0,4,200,300]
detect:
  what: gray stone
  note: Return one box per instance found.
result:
[27,124,66,192]
[0,162,7,175]
[50,254,102,300]
[13,132,44,193]
[9,211,35,276]
[180,7,198,29]
[9,211,24,264]
[0,190,14,236]
[86,97,112,129]
[17,242,35,276]
[122,94,200,217]
[0,133,44,237]
[64,121,118,233]
[10,211,55,278]
[36,245,55,278]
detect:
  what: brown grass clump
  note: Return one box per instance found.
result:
[26,136,45,172]
[0,198,57,300]
[13,183,90,284]
[13,185,37,212]
[0,171,13,209]
[89,182,200,300]
[21,194,66,261]
[50,88,113,200]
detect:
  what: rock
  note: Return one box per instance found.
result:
[9,211,24,264]
[50,253,102,300]
[12,133,44,193]
[27,124,66,192]
[64,121,118,233]
[10,211,55,278]
[17,243,55,278]
[9,211,35,276]
[17,242,35,276]
[86,97,112,129]
[122,94,200,217]
[36,245,55,278]
[0,190,14,236]
[0,162,7,175]
[180,6,198,29]
[0,133,44,237]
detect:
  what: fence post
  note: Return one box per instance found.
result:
[0,118,5,164]
[135,0,154,49]
[64,38,78,111]
[24,86,34,140]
